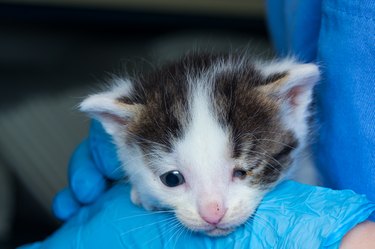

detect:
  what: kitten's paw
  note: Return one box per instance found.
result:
[130,187,142,206]
[130,187,160,211]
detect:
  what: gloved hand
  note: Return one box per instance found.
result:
[20,180,375,249]
[53,120,124,220]
[48,120,374,248]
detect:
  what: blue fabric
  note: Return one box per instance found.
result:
[266,0,322,62]
[266,0,375,220]
[19,181,375,249]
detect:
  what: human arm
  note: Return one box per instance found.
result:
[340,221,375,249]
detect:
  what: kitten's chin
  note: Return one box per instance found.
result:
[204,227,234,237]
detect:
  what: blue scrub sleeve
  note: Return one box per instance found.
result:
[266,0,322,62]
[266,0,375,221]
[315,0,375,220]
[19,181,375,249]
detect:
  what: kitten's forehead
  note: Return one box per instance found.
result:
[127,53,284,146]
[175,82,232,175]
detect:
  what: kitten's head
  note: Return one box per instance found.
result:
[81,53,319,236]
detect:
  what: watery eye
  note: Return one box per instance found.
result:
[233,169,248,180]
[160,170,185,187]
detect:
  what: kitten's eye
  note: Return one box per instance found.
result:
[160,170,185,187]
[233,169,248,180]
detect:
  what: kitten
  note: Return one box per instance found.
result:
[80,53,319,236]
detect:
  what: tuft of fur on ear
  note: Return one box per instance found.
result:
[257,61,320,139]
[80,79,142,135]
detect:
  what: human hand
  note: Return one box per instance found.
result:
[20,180,375,249]
[53,120,123,220]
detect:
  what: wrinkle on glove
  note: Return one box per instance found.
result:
[20,181,375,249]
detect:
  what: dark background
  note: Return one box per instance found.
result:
[0,2,269,248]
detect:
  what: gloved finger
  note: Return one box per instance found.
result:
[89,120,124,180]
[52,188,80,220]
[68,139,107,204]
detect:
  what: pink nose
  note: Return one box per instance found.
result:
[199,201,227,225]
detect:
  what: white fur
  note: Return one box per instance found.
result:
[254,58,297,78]
[80,79,135,135]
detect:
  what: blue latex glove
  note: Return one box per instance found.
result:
[21,180,375,249]
[53,120,124,220]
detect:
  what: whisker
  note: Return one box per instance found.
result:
[245,213,279,247]
[165,221,184,248]
[172,224,187,249]
[117,210,174,221]
[251,130,289,136]
[120,216,176,236]
[254,138,296,148]
[240,148,284,174]
[139,218,181,247]
[249,212,278,235]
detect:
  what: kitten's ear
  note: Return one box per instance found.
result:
[80,80,142,136]
[257,62,320,137]
[258,62,319,105]
[258,62,319,111]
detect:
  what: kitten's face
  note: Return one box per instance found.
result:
[81,54,319,236]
